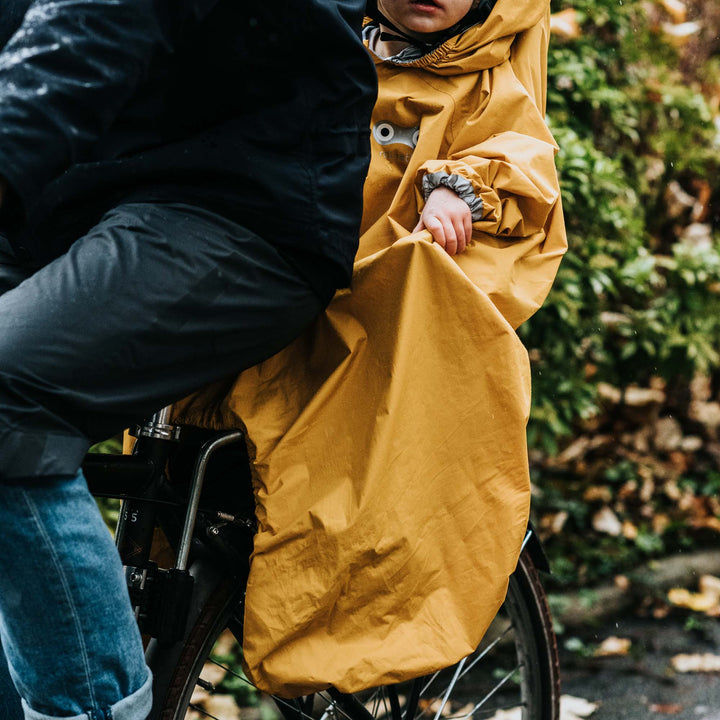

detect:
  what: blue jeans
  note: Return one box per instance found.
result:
[0,472,152,720]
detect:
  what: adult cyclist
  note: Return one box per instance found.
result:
[0,2,376,719]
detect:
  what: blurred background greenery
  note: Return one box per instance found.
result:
[525,0,720,588]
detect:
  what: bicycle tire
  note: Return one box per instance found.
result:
[149,547,560,720]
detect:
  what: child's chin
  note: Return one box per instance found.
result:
[404,17,447,37]
[409,25,447,40]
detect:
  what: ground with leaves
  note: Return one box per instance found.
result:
[560,611,720,719]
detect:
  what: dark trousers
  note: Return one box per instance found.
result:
[0,201,329,480]
[0,201,332,717]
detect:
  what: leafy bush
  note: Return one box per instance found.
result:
[522,0,720,453]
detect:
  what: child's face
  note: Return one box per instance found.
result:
[377,0,475,39]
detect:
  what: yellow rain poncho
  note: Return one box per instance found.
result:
[175,0,566,697]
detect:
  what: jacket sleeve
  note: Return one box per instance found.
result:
[0,0,218,213]
[415,130,560,239]
[414,18,559,241]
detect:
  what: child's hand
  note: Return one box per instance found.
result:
[413,186,472,256]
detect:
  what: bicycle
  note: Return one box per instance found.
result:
[84,406,561,720]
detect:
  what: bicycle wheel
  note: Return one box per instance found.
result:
[150,547,560,720]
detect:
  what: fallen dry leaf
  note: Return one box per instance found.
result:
[652,514,670,535]
[691,516,720,533]
[668,451,689,473]
[667,587,720,614]
[418,698,452,717]
[661,20,701,45]
[622,520,638,540]
[649,703,683,714]
[597,381,623,403]
[618,480,638,500]
[663,480,681,501]
[614,575,630,591]
[560,695,600,719]
[592,506,623,537]
[678,490,696,512]
[583,485,613,503]
[557,436,590,464]
[699,575,720,599]
[691,179,712,222]
[671,653,720,673]
[540,510,569,536]
[486,708,522,720]
[488,695,599,720]
[657,0,687,23]
[652,603,671,619]
[594,636,632,657]
[664,179,696,218]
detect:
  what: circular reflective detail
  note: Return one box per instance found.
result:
[373,122,396,144]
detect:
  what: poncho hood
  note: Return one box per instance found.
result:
[368,0,547,74]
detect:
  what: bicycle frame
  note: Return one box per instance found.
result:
[84,406,253,643]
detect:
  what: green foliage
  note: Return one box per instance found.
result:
[88,436,123,454]
[563,635,596,657]
[523,0,720,450]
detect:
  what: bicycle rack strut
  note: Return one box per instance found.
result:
[121,407,246,644]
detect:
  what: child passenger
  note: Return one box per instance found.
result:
[366,0,493,258]
[358,0,566,326]
[176,0,567,699]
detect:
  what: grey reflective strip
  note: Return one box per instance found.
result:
[422,171,484,221]
[392,45,424,62]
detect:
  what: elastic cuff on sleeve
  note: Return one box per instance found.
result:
[422,172,484,221]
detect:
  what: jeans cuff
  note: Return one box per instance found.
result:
[21,670,153,720]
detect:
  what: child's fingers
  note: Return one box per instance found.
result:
[449,208,472,255]
[439,216,458,255]
[457,208,473,254]
[424,215,446,248]
[464,213,473,244]
[453,216,468,254]
[412,218,425,233]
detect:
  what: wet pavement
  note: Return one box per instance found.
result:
[559,614,720,719]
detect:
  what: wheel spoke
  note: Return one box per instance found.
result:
[316,691,370,720]
[419,621,514,701]
[456,624,514,683]
[187,703,223,720]
[370,687,391,719]
[451,665,521,719]
[205,659,324,720]
[429,658,466,720]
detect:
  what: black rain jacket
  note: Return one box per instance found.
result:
[0,0,377,289]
